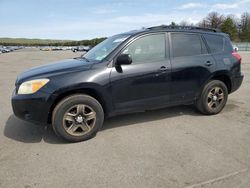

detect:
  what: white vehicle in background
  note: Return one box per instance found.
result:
[0,47,10,53]
[233,45,239,52]
[62,46,68,50]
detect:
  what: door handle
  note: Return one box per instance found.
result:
[155,66,168,77]
[159,66,168,72]
[205,61,213,66]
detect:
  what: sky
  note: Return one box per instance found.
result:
[0,0,250,40]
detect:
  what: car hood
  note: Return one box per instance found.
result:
[16,58,93,84]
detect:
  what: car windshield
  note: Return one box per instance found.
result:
[83,34,130,62]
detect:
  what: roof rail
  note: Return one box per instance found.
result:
[147,25,220,32]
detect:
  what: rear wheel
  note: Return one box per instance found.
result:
[52,94,104,142]
[195,80,228,115]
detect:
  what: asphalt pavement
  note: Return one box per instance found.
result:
[0,49,250,188]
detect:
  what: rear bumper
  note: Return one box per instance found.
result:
[11,90,52,124]
[231,73,244,93]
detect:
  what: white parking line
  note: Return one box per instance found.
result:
[185,168,249,188]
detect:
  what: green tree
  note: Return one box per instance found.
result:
[240,12,250,41]
[170,22,177,27]
[220,17,238,40]
[206,12,224,28]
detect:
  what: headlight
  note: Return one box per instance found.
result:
[18,78,49,94]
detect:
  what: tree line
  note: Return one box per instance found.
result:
[175,12,250,42]
[63,37,107,47]
[0,37,107,47]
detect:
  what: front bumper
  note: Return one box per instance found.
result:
[231,73,244,93]
[11,90,53,124]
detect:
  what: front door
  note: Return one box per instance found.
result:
[110,33,172,110]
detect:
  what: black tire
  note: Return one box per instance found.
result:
[195,80,228,115]
[52,94,104,142]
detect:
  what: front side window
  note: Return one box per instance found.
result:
[171,33,207,58]
[121,34,166,64]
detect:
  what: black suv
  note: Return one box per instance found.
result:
[12,26,244,142]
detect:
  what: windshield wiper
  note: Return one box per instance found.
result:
[74,56,89,62]
[81,56,90,62]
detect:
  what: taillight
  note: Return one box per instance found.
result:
[232,52,242,63]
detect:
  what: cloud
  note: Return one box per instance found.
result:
[211,0,250,10]
[91,2,126,15]
[212,3,238,10]
[240,0,250,3]
[179,0,250,11]
[179,3,206,9]
[92,8,117,14]
[107,13,202,26]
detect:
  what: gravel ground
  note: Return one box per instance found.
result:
[0,49,250,188]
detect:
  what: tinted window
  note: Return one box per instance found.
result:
[171,33,207,58]
[122,34,166,64]
[224,37,234,53]
[203,34,233,53]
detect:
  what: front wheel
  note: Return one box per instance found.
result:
[52,94,104,142]
[195,80,228,115]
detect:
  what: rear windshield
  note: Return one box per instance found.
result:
[203,34,233,53]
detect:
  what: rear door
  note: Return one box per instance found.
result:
[169,32,216,102]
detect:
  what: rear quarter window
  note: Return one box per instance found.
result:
[203,34,233,54]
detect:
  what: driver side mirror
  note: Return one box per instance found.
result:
[116,54,132,66]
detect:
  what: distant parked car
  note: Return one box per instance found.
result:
[0,47,10,53]
[0,46,23,53]
[52,46,63,51]
[61,47,67,50]
[72,46,91,52]
[40,47,52,51]
[9,46,22,51]
[7,46,16,51]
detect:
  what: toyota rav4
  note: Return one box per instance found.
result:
[12,26,244,142]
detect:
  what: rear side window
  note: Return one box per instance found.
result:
[171,33,207,58]
[203,34,233,53]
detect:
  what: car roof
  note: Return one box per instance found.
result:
[121,25,227,37]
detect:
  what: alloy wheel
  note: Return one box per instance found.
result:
[62,104,96,136]
[207,87,225,111]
